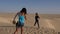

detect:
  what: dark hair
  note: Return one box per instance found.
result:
[36,12,38,15]
[20,8,27,14]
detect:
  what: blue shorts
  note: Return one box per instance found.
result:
[16,21,24,28]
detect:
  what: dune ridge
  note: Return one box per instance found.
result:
[0,13,60,34]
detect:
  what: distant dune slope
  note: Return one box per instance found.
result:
[0,13,60,32]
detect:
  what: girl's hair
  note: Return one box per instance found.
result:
[36,12,38,15]
[20,8,27,15]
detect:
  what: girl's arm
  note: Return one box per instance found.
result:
[38,15,40,19]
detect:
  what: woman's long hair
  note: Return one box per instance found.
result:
[20,8,27,15]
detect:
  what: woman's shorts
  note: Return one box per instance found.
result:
[16,21,24,28]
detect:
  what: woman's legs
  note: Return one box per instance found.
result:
[14,27,23,34]
[14,28,20,34]
[21,27,23,34]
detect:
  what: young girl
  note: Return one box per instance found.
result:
[13,8,27,34]
[34,13,40,28]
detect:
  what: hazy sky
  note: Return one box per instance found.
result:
[0,0,60,14]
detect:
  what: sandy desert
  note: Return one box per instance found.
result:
[0,13,60,34]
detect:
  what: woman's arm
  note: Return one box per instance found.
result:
[13,13,18,21]
[24,14,27,20]
[13,12,18,24]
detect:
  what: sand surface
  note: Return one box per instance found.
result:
[0,13,60,34]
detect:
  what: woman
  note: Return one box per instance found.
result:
[13,8,27,34]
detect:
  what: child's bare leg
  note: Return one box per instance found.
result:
[14,28,20,34]
[34,21,36,26]
[37,22,40,28]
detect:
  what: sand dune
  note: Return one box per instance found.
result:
[40,19,55,29]
[0,13,60,34]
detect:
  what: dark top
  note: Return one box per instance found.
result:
[35,15,39,21]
